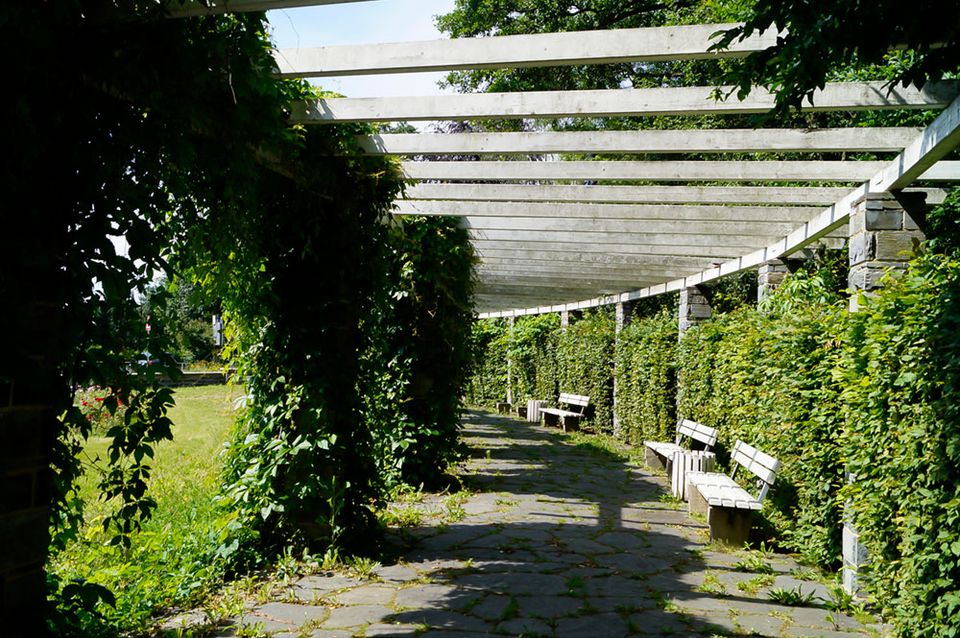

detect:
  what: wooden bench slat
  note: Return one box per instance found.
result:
[732,440,780,485]
[677,418,719,447]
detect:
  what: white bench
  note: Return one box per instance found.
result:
[686,440,781,545]
[540,393,590,432]
[643,419,719,471]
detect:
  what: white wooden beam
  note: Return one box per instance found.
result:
[396,200,822,222]
[296,81,959,123]
[165,0,371,17]
[274,23,776,77]
[475,249,717,268]
[469,229,774,249]
[471,239,759,259]
[360,128,920,155]
[462,216,800,237]
[478,95,960,318]
[404,183,849,206]
[401,160,960,182]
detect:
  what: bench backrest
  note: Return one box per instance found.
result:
[730,440,781,503]
[675,419,718,450]
[558,392,590,414]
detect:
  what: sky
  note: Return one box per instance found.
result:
[267,0,456,98]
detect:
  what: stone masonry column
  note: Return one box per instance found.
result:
[843,191,926,594]
[757,259,789,303]
[612,301,634,439]
[678,286,712,336]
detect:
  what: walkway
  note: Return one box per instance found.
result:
[194,409,886,637]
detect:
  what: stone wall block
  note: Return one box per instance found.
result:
[848,232,875,264]
[0,510,49,572]
[874,231,924,261]
[864,209,905,231]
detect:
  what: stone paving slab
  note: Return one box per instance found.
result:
[185,409,888,637]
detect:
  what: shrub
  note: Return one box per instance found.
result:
[75,386,128,437]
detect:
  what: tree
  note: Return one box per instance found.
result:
[713,0,960,114]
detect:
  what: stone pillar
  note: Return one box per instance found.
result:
[843,191,926,594]
[560,309,570,331]
[612,301,634,438]
[678,286,711,336]
[1,290,60,636]
[847,191,925,311]
[506,316,515,405]
[757,259,789,302]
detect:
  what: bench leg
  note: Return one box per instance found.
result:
[687,484,709,516]
[561,415,580,432]
[644,447,667,471]
[707,506,752,546]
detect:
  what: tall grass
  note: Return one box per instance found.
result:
[50,384,245,633]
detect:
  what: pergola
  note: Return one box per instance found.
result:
[173,0,960,317]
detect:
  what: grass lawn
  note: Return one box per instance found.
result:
[50,384,246,633]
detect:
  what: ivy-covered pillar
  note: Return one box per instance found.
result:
[757,259,789,302]
[612,301,634,438]
[843,191,926,593]
[678,286,711,336]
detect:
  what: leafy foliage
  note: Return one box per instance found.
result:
[556,310,616,432]
[371,216,477,487]
[139,277,219,365]
[465,319,509,406]
[613,310,677,445]
[508,314,561,404]
[713,0,960,115]
[840,252,960,638]
[678,270,848,566]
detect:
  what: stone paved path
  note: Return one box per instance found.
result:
[181,409,888,637]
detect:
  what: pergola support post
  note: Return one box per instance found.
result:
[843,191,927,594]
[757,259,790,302]
[678,286,711,336]
[612,301,634,438]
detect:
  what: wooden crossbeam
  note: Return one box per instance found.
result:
[403,184,849,206]
[296,81,959,123]
[396,200,820,222]
[275,23,776,77]
[165,0,371,17]
[401,160,960,182]
[360,128,920,155]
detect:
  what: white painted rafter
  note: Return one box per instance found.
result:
[296,81,959,123]
[479,95,960,317]
[360,128,920,155]
[274,23,776,77]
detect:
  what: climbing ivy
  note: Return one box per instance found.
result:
[508,314,561,405]
[677,270,848,566]
[613,310,678,446]
[840,252,960,638]
[556,310,616,432]
[372,216,477,487]
[465,319,509,407]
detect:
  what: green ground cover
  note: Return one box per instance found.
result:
[51,384,245,634]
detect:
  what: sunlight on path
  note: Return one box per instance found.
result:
[173,409,887,638]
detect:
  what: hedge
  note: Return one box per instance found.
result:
[677,271,848,567]
[841,252,960,638]
[613,309,677,445]
[556,309,615,432]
